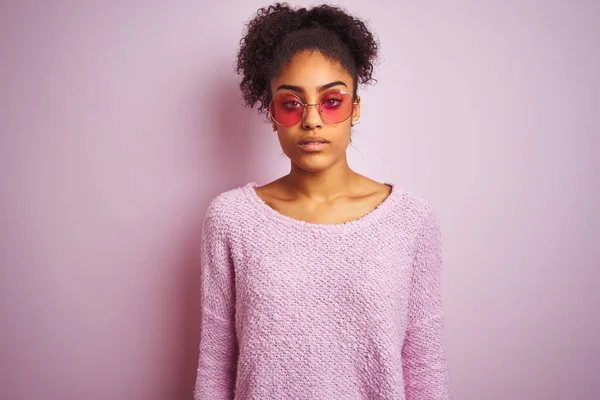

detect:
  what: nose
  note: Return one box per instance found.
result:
[302,103,323,130]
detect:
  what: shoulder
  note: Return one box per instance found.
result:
[401,187,437,218]
[389,184,441,235]
[202,183,251,234]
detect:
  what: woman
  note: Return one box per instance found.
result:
[194,3,451,399]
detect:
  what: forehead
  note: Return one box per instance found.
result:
[270,50,353,92]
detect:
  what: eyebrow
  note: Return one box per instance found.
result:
[275,80,347,93]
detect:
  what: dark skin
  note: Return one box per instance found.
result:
[255,49,392,225]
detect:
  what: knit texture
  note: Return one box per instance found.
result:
[194,181,451,400]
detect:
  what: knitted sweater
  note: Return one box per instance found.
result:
[194,181,451,400]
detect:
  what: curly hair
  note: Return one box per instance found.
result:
[236,2,379,116]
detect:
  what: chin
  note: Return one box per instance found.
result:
[293,155,338,171]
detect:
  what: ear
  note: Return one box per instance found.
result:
[352,95,361,123]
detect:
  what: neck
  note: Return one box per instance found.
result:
[283,161,360,201]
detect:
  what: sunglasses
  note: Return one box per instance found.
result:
[269,89,358,127]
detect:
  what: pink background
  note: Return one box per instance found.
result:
[1,1,598,399]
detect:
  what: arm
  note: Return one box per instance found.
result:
[194,200,238,400]
[402,205,452,399]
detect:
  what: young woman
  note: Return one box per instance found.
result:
[194,3,451,399]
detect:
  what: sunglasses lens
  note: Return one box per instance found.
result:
[320,90,354,123]
[269,90,355,126]
[270,93,303,127]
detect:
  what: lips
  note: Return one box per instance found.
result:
[298,141,329,152]
[298,136,329,145]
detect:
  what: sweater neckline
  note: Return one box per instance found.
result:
[242,181,400,232]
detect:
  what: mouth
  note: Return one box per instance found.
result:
[298,136,330,145]
[298,141,329,152]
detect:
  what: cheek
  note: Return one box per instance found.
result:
[275,130,294,148]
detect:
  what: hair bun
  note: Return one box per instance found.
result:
[237,3,379,114]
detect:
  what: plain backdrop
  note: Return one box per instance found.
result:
[1,1,598,399]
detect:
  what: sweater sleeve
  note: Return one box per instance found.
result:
[194,200,238,400]
[402,205,452,399]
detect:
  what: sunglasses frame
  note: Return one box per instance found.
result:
[269,89,359,127]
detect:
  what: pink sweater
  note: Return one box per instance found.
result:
[194,181,451,399]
